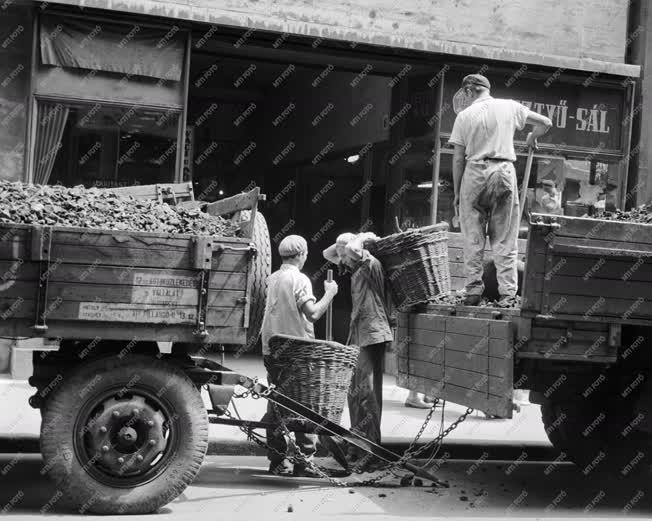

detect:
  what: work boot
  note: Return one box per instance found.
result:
[268,458,294,476]
[495,295,521,308]
[293,461,322,478]
[463,294,482,306]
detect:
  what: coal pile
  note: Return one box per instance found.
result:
[430,292,465,305]
[429,291,521,309]
[602,204,652,224]
[0,181,238,236]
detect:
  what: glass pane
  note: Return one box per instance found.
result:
[435,149,625,235]
[559,159,621,216]
[48,103,179,188]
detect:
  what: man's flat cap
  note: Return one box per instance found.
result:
[462,74,491,89]
[278,235,308,256]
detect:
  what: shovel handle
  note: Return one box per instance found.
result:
[325,269,333,341]
[519,146,535,224]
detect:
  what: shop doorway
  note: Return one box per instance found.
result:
[187,49,397,342]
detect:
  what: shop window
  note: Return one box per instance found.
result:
[423,148,626,233]
[35,100,179,188]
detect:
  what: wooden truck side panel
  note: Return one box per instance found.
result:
[396,312,514,418]
[0,223,252,344]
[523,214,652,322]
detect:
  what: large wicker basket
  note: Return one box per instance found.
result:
[368,223,451,310]
[266,334,359,432]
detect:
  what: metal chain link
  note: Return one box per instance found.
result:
[228,391,474,488]
[347,399,444,485]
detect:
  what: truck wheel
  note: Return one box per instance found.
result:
[542,396,652,475]
[241,210,271,350]
[40,355,208,514]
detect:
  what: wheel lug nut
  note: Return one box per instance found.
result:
[112,411,120,417]
[147,420,154,427]
[132,408,140,416]
[101,445,109,452]
[117,457,125,464]
[149,439,156,446]
[99,426,107,433]
[136,455,144,462]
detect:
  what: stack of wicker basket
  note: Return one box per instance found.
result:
[266,334,359,430]
[368,222,451,310]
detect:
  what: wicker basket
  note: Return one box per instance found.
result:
[368,223,450,310]
[266,334,359,431]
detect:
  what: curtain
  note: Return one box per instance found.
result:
[40,15,184,81]
[34,102,70,185]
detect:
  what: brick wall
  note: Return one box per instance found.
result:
[0,4,32,183]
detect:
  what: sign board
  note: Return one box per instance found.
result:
[407,69,625,154]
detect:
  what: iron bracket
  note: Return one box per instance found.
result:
[31,226,52,333]
[193,237,213,339]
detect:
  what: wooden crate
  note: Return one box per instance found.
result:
[396,309,514,418]
[523,214,652,324]
[0,223,253,344]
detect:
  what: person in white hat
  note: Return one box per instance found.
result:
[260,234,339,477]
[322,232,359,267]
[323,231,394,471]
[539,179,563,215]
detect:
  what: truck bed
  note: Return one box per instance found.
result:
[396,213,652,417]
[523,213,652,324]
[0,222,254,344]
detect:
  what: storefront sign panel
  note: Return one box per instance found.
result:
[408,70,625,153]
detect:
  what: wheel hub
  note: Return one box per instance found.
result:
[117,426,138,446]
[84,395,169,479]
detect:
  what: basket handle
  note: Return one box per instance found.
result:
[416,222,449,234]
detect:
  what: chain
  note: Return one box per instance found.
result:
[347,399,444,486]
[228,391,473,488]
[273,403,358,487]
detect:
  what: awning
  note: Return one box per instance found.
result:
[40,14,185,81]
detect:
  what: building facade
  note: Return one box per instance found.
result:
[0,0,644,377]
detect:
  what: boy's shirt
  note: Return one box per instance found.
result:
[261,263,316,355]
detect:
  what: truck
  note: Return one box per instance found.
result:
[0,183,272,514]
[396,212,652,474]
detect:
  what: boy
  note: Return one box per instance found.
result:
[260,234,338,477]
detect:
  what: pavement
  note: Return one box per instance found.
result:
[0,354,552,458]
[1,454,651,518]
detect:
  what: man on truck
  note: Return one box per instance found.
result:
[449,74,552,306]
[260,234,339,477]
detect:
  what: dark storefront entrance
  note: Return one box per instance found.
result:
[184,46,426,342]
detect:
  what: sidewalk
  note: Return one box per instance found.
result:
[0,354,552,456]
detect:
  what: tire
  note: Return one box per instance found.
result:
[40,355,208,515]
[542,385,652,476]
[240,210,271,351]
